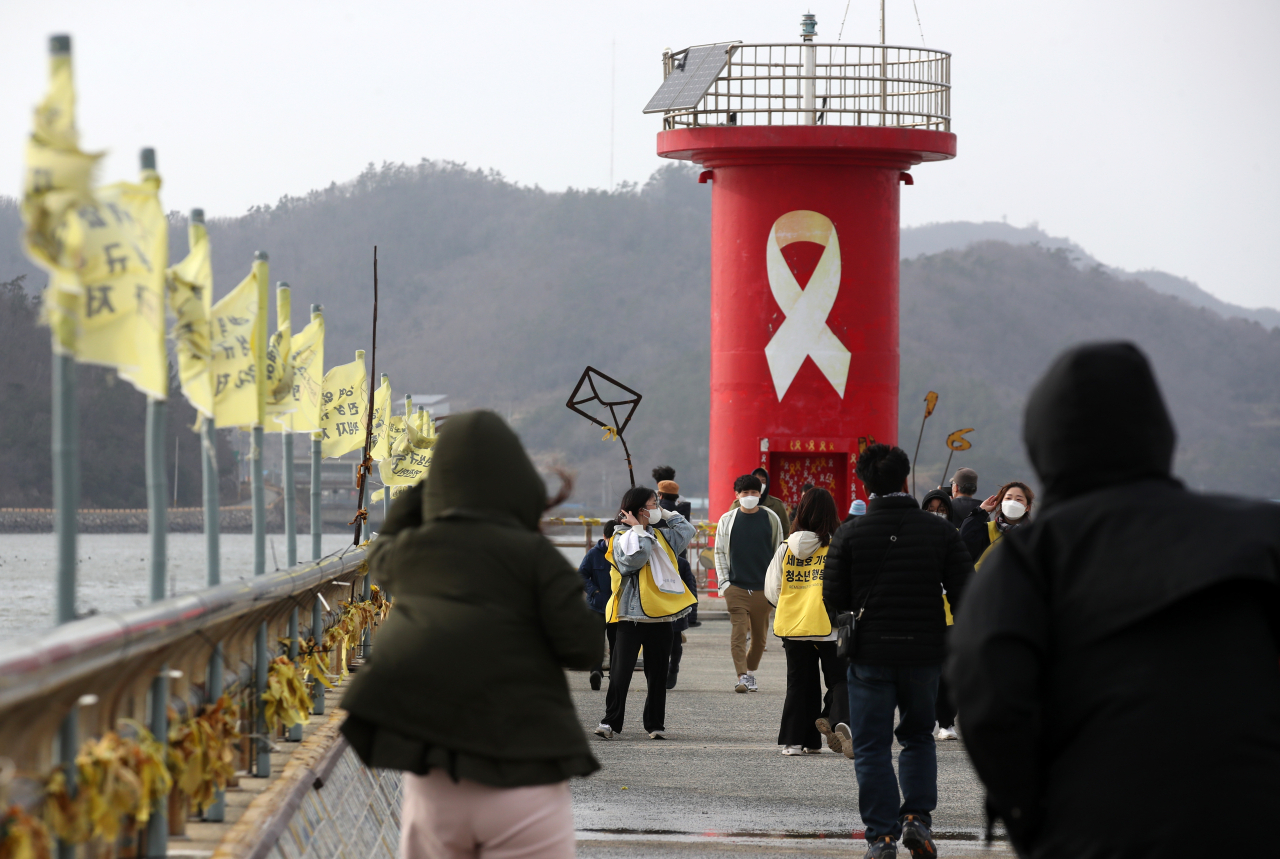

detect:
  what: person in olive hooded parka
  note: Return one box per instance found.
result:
[948,343,1280,859]
[341,411,603,853]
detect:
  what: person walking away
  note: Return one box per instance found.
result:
[666,550,698,689]
[765,487,850,755]
[579,521,618,691]
[596,486,697,739]
[731,466,791,535]
[653,466,693,519]
[921,489,960,741]
[716,474,785,692]
[959,481,1034,569]
[948,342,1280,858]
[657,477,697,626]
[340,410,602,859]
[947,468,980,526]
[824,444,974,859]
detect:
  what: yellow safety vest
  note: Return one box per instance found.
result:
[975,521,1003,570]
[772,545,833,638]
[604,529,697,622]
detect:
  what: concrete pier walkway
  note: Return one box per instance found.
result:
[569,620,1010,857]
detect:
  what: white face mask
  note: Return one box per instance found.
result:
[646,507,663,525]
[934,511,949,518]
[1001,499,1027,520]
[738,495,760,510]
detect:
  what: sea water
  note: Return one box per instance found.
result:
[0,533,588,647]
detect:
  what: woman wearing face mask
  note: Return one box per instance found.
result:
[595,486,697,740]
[960,481,1035,569]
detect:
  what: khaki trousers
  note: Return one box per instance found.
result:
[723,583,771,676]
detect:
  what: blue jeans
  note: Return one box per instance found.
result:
[847,663,941,841]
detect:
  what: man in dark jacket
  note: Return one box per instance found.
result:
[824,445,973,859]
[948,342,1280,859]
[947,468,981,526]
[579,524,617,690]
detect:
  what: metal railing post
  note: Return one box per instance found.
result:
[287,607,301,740]
[252,251,270,778]
[311,433,322,559]
[312,595,326,715]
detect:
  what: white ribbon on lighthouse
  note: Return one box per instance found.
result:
[763,210,851,400]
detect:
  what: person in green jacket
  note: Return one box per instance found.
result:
[340,410,602,859]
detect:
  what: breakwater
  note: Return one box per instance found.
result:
[0,507,284,533]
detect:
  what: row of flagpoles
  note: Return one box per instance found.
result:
[19,35,438,857]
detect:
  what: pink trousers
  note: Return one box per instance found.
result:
[399,769,576,859]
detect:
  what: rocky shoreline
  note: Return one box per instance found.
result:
[0,507,295,534]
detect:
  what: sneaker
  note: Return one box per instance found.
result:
[744,673,758,692]
[936,726,958,741]
[864,835,897,858]
[589,670,602,691]
[648,730,666,740]
[781,745,805,755]
[593,722,614,739]
[802,747,822,754]
[816,718,842,754]
[900,815,937,858]
[834,723,855,759]
[665,669,678,690]
[735,674,749,693]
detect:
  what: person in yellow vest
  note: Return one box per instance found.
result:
[594,486,697,740]
[959,481,1035,569]
[764,487,849,756]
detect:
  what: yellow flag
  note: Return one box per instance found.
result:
[369,377,392,460]
[319,357,368,458]
[167,219,214,416]
[72,172,169,399]
[264,286,294,428]
[210,268,259,428]
[21,44,101,354]
[277,310,324,432]
[378,410,435,486]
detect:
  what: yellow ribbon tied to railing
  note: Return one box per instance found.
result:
[601,425,618,442]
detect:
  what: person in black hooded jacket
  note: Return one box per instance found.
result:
[947,342,1280,859]
[823,445,973,858]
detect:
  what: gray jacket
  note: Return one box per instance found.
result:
[613,512,696,622]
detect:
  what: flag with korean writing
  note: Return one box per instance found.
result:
[21,46,100,354]
[319,358,368,458]
[369,377,392,460]
[167,219,214,416]
[65,173,169,399]
[378,410,435,486]
[210,268,259,428]
[277,312,324,432]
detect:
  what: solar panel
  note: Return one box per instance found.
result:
[643,43,736,114]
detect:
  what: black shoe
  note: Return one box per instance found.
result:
[900,816,936,858]
[665,669,678,690]
[863,836,897,858]
[687,620,702,628]
[589,670,602,691]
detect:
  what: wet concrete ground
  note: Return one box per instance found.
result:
[569,620,1010,857]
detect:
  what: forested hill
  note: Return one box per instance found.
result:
[1,162,1278,507]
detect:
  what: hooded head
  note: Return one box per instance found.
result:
[1023,342,1176,509]
[921,488,953,519]
[420,410,548,530]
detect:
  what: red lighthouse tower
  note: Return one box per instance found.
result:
[646,15,955,516]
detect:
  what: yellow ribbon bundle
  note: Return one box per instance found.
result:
[46,725,172,844]
[0,805,52,859]
[300,637,335,690]
[261,657,312,733]
[166,695,240,810]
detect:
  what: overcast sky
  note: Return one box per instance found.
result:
[4,0,1277,310]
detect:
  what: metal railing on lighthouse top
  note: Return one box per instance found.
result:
[648,42,951,133]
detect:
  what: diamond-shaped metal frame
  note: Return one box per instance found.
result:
[566,366,643,487]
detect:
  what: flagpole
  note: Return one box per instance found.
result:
[140,147,169,859]
[351,247,378,546]
[251,251,270,778]
[310,305,323,561]
[278,284,297,569]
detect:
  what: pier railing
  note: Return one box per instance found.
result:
[655,42,951,132]
[0,545,371,794]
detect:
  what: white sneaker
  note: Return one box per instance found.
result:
[781,745,805,755]
[735,674,749,693]
[937,726,959,741]
[744,673,759,692]
[594,722,614,739]
[648,730,666,740]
